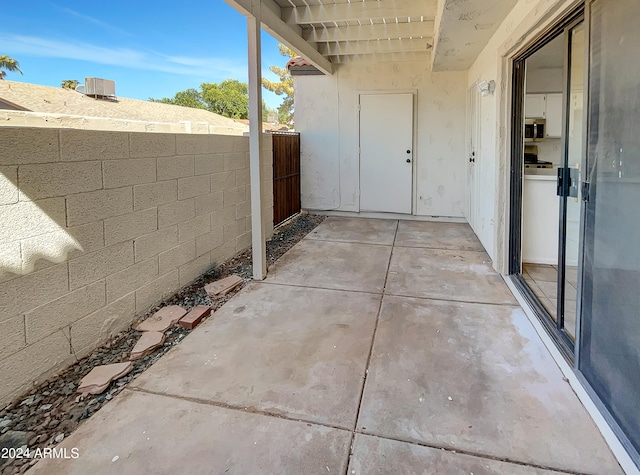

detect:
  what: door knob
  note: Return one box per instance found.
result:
[406,158,411,163]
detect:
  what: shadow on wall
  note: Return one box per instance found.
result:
[1,170,83,278]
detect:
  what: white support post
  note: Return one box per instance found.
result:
[248,0,267,280]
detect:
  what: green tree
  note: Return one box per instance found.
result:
[0,56,23,80]
[149,80,249,119]
[262,44,296,126]
[150,88,206,109]
[201,79,248,119]
[262,100,276,123]
[61,79,79,90]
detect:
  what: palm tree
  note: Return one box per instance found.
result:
[0,56,23,79]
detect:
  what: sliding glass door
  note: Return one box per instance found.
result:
[516,12,584,353]
[558,21,585,342]
[579,0,640,457]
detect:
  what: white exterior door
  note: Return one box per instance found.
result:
[466,84,480,229]
[359,93,413,214]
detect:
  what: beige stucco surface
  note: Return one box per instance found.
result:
[295,61,467,218]
[0,128,273,405]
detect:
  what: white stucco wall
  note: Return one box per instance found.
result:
[295,60,467,218]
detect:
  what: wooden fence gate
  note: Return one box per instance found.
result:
[271,132,301,226]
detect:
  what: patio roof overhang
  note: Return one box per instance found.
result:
[224,0,519,73]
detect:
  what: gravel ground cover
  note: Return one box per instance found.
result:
[0,214,325,475]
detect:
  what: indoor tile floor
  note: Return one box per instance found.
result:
[29,218,622,475]
[523,263,578,339]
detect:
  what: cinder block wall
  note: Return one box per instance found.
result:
[0,128,274,405]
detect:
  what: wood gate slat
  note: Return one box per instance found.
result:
[271,132,300,225]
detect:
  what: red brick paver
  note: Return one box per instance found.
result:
[179,305,211,330]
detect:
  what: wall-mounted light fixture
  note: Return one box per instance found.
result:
[477,80,496,97]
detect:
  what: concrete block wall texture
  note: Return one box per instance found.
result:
[0,128,274,405]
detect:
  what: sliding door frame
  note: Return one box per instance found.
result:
[507,5,585,363]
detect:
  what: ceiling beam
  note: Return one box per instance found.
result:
[225,0,334,75]
[284,1,436,26]
[331,50,431,64]
[304,21,435,42]
[318,38,432,56]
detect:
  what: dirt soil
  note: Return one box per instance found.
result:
[0,214,325,475]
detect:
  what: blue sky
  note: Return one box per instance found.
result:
[1,1,286,109]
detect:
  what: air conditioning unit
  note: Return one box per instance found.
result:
[84,78,116,98]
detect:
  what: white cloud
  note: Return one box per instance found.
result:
[59,7,134,37]
[0,33,246,79]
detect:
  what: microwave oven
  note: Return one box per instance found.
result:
[525,118,546,142]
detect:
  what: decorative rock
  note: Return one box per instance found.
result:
[0,430,32,455]
[204,275,243,297]
[19,396,36,407]
[130,331,165,360]
[54,433,64,443]
[77,362,133,395]
[136,306,187,332]
[179,305,211,329]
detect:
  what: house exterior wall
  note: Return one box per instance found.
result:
[0,128,273,405]
[467,0,581,271]
[294,61,467,218]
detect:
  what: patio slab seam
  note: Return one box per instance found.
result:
[302,237,396,248]
[343,220,399,471]
[392,244,491,253]
[259,280,383,296]
[354,431,585,475]
[129,387,353,433]
[382,291,522,308]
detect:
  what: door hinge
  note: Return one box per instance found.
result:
[581,182,590,202]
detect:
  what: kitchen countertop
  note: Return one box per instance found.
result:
[524,173,556,181]
[524,167,556,179]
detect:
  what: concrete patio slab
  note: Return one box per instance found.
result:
[386,246,518,304]
[131,283,380,429]
[348,434,567,475]
[357,295,623,475]
[30,390,351,475]
[267,239,391,293]
[305,217,398,245]
[24,217,625,474]
[395,220,485,251]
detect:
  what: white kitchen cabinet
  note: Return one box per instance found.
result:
[525,94,546,118]
[522,175,559,265]
[545,93,563,138]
